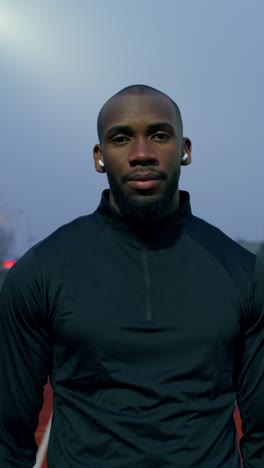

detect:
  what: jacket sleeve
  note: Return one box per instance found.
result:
[0,249,52,467]
[236,257,264,467]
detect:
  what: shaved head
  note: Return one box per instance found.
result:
[97,84,183,143]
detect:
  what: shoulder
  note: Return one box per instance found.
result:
[35,213,97,250]
[188,215,257,288]
[1,213,98,292]
[189,215,255,262]
[32,213,99,263]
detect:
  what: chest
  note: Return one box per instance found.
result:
[48,240,242,382]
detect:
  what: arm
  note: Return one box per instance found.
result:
[0,249,52,467]
[236,257,264,467]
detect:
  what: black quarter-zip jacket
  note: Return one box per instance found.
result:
[0,191,264,467]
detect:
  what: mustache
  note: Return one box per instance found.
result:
[122,170,167,183]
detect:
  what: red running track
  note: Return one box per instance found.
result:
[35,384,243,468]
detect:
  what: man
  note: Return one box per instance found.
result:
[0,85,263,467]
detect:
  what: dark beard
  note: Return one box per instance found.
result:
[106,171,180,220]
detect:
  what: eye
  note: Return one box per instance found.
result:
[152,132,170,141]
[111,135,130,144]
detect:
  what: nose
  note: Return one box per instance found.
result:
[127,138,159,166]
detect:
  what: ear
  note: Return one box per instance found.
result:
[181,137,192,166]
[93,144,105,173]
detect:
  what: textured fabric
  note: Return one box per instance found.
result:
[0,190,263,467]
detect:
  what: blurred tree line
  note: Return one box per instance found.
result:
[0,227,14,259]
[0,197,14,259]
[257,243,264,263]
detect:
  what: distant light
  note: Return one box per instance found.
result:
[0,5,21,45]
[3,260,16,269]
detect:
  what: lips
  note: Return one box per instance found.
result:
[127,172,161,182]
[126,172,164,190]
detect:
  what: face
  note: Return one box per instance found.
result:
[94,93,191,220]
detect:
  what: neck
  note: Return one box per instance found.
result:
[96,190,192,248]
[109,189,180,221]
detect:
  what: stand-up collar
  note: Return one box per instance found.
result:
[95,189,193,248]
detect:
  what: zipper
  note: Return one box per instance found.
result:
[141,250,152,321]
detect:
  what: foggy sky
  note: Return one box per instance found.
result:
[1,0,264,256]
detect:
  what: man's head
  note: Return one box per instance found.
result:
[94,85,192,220]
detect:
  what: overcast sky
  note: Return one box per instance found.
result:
[1,0,263,256]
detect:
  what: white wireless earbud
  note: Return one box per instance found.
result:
[181,153,188,162]
[98,160,105,168]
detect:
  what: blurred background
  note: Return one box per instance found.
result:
[1,0,264,264]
